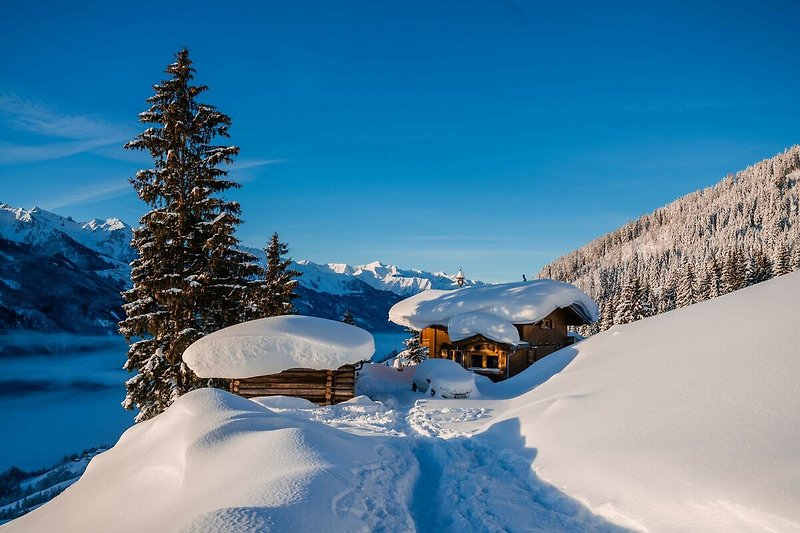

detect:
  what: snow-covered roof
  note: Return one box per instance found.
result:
[447,312,520,345]
[183,315,375,378]
[388,279,598,343]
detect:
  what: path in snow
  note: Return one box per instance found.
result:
[256,392,626,531]
[405,402,628,533]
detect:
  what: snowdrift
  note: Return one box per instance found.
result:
[4,389,415,532]
[478,270,800,531]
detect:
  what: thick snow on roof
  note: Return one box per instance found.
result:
[388,279,598,333]
[447,311,520,345]
[184,315,375,378]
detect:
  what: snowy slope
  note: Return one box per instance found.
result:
[4,390,417,532]
[9,272,799,531]
[463,270,800,531]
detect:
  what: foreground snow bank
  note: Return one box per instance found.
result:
[184,316,375,378]
[4,388,415,532]
[477,270,800,531]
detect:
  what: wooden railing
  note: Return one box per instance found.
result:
[229,364,357,405]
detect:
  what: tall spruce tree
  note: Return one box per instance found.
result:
[253,232,301,317]
[120,49,259,422]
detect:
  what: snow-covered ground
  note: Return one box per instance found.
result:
[6,272,800,532]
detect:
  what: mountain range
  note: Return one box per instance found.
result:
[0,203,480,335]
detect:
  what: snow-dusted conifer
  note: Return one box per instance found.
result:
[341,309,356,325]
[695,265,711,301]
[399,328,428,364]
[614,274,643,325]
[745,249,772,286]
[722,249,745,295]
[706,257,722,298]
[792,244,800,272]
[774,242,791,276]
[676,261,696,308]
[120,49,260,422]
[599,291,617,331]
[253,232,301,317]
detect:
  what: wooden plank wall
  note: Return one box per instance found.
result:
[230,365,357,405]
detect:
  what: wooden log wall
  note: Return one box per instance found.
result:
[230,364,357,405]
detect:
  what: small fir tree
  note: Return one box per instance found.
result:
[722,249,745,294]
[399,328,428,364]
[706,257,722,299]
[676,261,696,308]
[599,291,617,331]
[120,49,260,422]
[695,265,711,302]
[341,309,356,326]
[773,242,791,276]
[745,249,772,286]
[252,232,301,317]
[614,274,643,325]
[792,244,800,272]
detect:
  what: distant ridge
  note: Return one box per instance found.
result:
[0,203,485,334]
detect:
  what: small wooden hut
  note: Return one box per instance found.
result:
[420,305,590,381]
[230,364,358,405]
[183,316,375,405]
[389,279,598,382]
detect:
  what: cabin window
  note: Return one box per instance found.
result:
[471,355,483,368]
[453,351,463,365]
[486,356,499,369]
[541,319,553,330]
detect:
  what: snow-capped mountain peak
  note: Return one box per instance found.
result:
[0,203,135,265]
[293,259,484,297]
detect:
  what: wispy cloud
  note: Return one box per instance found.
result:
[44,180,132,211]
[0,93,137,164]
[234,158,285,170]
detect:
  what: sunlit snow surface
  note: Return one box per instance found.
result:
[8,272,800,532]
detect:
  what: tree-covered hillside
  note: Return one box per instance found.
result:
[540,146,800,334]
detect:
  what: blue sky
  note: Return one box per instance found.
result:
[1,1,798,282]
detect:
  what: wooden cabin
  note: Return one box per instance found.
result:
[229,364,358,405]
[420,305,589,381]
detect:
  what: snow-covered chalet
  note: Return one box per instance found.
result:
[389,279,598,381]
